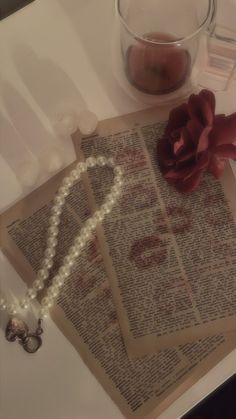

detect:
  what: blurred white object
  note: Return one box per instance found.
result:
[53,105,79,137]
[78,110,98,135]
[53,106,98,137]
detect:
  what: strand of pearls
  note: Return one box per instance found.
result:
[0,156,124,320]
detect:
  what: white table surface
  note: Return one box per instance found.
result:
[1,1,236,419]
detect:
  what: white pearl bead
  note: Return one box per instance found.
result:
[7,304,18,316]
[70,169,80,181]
[19,299,29,310]
[111,185,121,198]
[62,177,74,187]
[58,186,70,198]
[47,226,59,238]
[114,166,123,176]
[54,195,65,206]
[53,275,65,288]
[41,297,53,308]
[97,156,107,167]
[115,178,123,189]
[107,157,115,167]
[101,203,112,215]
[47,286,60,299]
[63,255,74,267]
[51,203,63,215]
[44,248,56,259]
[33,279,44,291]
[80,227,92,241]
[111,192,119,201]
[0,297,6,310]
[26,288,37,300]
[86,157,96,168]
[59,266,71,278]
[68,246,80,258]
[74,236,86,248]
[39,307,49,319]
[76,162,87,172]
[111,184,121,193]
[106,194,116,205]
[47,237,58,248]
[37,268,49,280]
[42,258,54,270]
[78,110,98,136]
[86,218,97,230]
[93,211,105,222]
[49,215,61,226]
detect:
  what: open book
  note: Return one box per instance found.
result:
[1,107,236,419]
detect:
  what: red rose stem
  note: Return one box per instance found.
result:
[126,32,191,95]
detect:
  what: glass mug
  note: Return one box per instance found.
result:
[113,0,236,104]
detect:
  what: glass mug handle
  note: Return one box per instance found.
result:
[197,0,236,92]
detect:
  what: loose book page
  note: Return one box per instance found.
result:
[73,107,236,356]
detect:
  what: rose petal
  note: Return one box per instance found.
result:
[199,90,216,118]
[169,129,181,144]
[176,171,203,193]
[213,144,236,158]
[174,127,197,163]
[164,167,192,180]
[173,135,185,155]
[165,103,189,135]
[208,156,227,178]
[164,152,209,181]
[184,152,209,179]
[157,137,175,172]
[177,150,196,164]
[173,126,193,157]
[210,113,236,146]
[188,90,215,126]
[186,117,204,146]
[197,126,212,154]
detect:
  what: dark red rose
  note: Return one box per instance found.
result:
[157,90,236,193]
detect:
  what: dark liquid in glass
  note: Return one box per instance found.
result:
[126,32,191,95]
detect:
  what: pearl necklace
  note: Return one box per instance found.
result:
[1,156,124,353]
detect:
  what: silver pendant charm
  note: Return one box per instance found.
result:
[5,318,43,354]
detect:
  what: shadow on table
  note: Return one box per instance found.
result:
[0,309,9,336]
[1,80,61,158]
[0,112,36,170]
[56,0,143,115]
[12,43,87,122]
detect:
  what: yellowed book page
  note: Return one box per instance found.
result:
[73,107,236,356]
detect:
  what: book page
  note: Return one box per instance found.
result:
[73,107,236,356]
[1,161,236,419]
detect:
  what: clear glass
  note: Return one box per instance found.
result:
[114,0,218,103]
